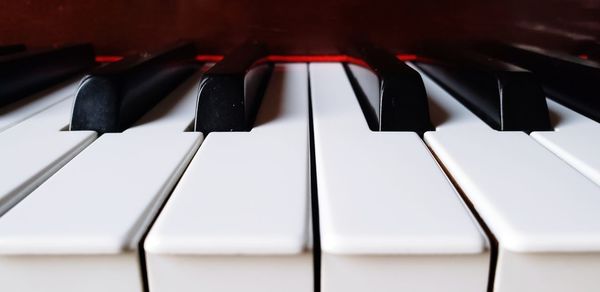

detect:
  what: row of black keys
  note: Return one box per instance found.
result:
[1,41,599,135]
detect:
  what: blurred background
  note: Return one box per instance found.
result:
[0,0,599,54]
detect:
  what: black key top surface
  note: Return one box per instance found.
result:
[480,43,600,124]
[0,44,26,56]
[195,41,272,133]
[345,45,433,134]
[0,44,95,107]
[71,43,198,133]
[415,48,552,132]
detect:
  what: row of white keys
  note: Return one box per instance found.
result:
[0,77,80,132]
[0,94,96,216]
[531,99,600,185]
[413,63,600,292]
[145,63,312,292]
[310,63,489,292]
[0,70,205,292]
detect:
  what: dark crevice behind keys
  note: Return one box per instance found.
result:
[575,40,600,61]
[0,44,95,107]
[0,44,26,56]
[71,43,199,134]
[415,46,552,132]
[479,43,600,124]
[344,44,433,134]
[194,41,272,133]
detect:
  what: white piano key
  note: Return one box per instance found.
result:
[0,77,80,132]
[0,71,204,292]
[311,63,488,292]
[144,63,312,292]
[531,99,600,185]
[415,64,600,292]
[0,97,96,216]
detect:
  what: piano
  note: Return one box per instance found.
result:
[0,1,599,291]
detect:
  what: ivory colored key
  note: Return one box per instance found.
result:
[145,63,312,292]
[531,99,600,185]
[311,63,489,292]
[0,96,96,216]
[413,63,600,292]
[0,77,80,132]
[0,70,205,292]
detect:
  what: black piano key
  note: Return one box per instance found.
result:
[0,44,26,56]
[195,41,272,133]
[344,45,433,134]
[71,43,198,133]
[415,48,552,132]
[0,44,95,107]
[479,43,600,124]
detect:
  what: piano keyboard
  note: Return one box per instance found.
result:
[0,42,599,292]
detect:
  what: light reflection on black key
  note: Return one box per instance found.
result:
[345,44,433,134]
[71,43,199,134]
[479,43,600,124]
[195,41,272,133]
[415,47,552,133]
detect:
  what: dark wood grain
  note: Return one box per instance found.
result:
[0,0,598,55]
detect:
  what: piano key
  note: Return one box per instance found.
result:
[415,49,552,132]
[144,63,311,292]
[412,63,600,292]
[194,41,272,133]
[70,43,198,133]
[0,69,205,292]
[0,77,80,132]
[0,44,25,55]
[310,63,488,292]
[531,99,600,185]
[344,45,433,133]
[0,97,96,216]
[0,54,202,249]
[480,43,600,124]
[0,44,94,107]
